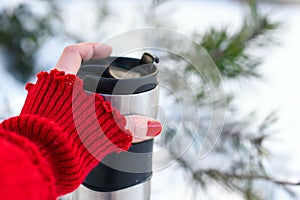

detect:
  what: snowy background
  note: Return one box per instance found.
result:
[0,0,300,199]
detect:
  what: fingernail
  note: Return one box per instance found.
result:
[146,121,162,137]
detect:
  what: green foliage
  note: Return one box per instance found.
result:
[154,1,298,200]
[163,2,300,199]
[192,2,280,79]
[0,2,59,82]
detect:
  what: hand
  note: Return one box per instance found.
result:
[55,42,112,74]
[54,42,162,143]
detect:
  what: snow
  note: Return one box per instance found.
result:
[0,0,300,199]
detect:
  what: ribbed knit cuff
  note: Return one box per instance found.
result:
[1,114,123,196]
[0,128,56,200]
[1,115,87,196]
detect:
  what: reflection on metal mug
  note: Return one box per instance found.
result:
[64,53,159,200]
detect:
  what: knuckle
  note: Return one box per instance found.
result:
[63,45,78,54]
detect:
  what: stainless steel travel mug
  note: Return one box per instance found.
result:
[69,53,159,200]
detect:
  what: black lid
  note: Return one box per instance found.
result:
[77,53,159,95]
[83,139,154,192]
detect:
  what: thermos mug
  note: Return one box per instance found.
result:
[68,52,159,200]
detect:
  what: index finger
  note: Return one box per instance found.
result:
[55,42,112,74]
[125,115,162,143]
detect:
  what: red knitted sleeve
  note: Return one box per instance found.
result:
[0,69,132,198]
[0,128,56,200]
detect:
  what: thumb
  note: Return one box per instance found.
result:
[125,115,162,143]
[55,42,112,74]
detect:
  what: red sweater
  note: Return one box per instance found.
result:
[0,70,132,199]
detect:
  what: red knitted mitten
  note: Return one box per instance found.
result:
[0,70,132,196]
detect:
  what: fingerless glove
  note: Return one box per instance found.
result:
[0,70,132,197]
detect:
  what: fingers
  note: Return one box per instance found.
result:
[125,115,162,143]
[55,42,112,74]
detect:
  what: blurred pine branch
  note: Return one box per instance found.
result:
[0,0,298,200]
[190,0,280,79]
[151,1,297,200]
[0,2,61,82]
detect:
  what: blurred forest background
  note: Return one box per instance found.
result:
[0,0,300,200]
